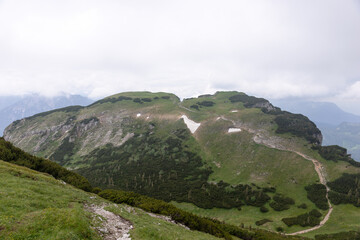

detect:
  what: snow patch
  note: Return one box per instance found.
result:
[136,113,141,117]
[181,115,201,133]
[228,128,242,133]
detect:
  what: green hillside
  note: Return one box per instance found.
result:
[0,159,225,240]
[3,91,360,236]
[0,136,309,240]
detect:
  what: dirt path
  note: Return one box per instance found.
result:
[285,152,333,236]
[86,204,133,240]
[219,115,333,235]
[252,132,333,235]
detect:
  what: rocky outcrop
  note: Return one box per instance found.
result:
[252,101,276,112]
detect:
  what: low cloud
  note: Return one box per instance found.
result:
[0,0,359,113]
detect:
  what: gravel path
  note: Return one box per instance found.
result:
[86,204,133,240]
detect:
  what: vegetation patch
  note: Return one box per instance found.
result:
[197,100,215,107]
[282,209,322,227]
[315,231,360,240]
[328,173,360,207]
[88,95,133,106]
[260,206,269,212]
[198,94,214,98]
[190,104,199,110]
[133,98,143,103]
[274,113,322,144]
[305,184,329,210]
[313,145,360,167]
[269,194,295,211]
[229,94,269,108]
[255,218,273,226]
[297,203,307,209]
[141,98,152,102]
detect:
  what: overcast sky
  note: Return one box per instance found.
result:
[1,0,360,113]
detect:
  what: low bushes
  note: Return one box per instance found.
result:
[282,209,322,227]
[269,194,295,211]
[0,138,92,192]
[305,184,329,210]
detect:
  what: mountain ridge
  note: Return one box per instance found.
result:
[3,91,360,235]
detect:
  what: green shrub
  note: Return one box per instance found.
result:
[269,194,295,211]
[297,203,307,209]
[190,104,199,110]
[141,98,152,102]
[305,184,329,210]
[260,206,269,213]
[133,98,142,103]
[255,219,272,226]
[282,210,322,227]
[315,231,360,240]
[197,101,215,107]
[229,94,268,108]
[313,145,360,167]
[328,173,360,207]
[274,113,321,144]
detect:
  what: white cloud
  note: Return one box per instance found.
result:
[0,0,359,113]
[330,81,360,115]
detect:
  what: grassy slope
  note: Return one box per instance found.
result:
[0,160,100,240]
[175,92,321,233]
[178,92,360,235]
[302,204,360,238]
[0,160,221,240]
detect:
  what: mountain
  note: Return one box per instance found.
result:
[318,122,360,162]
[271,99,360,161]
[0,94,93,135]
[3,91,360,237]
[0,96,22,110]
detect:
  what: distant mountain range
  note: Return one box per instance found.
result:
[0,94,93,135]
[271,99,360,161]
